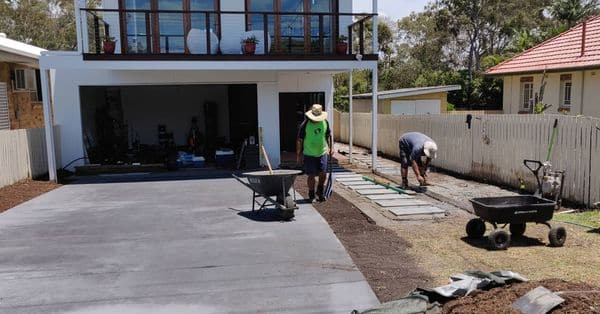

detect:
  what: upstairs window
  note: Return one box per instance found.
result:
[560,74,572,108]
[519,77,534,112]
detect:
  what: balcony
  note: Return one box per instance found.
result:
[80,8,378,61]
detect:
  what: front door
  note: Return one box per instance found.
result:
[279,92,325,163]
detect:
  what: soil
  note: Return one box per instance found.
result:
[0,180,61,213]
[443,279,600,313]
[294,175,433,302]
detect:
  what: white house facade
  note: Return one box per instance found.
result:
[487,16,600,117]
[40,0,380,180]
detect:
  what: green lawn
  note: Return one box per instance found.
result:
[554,210,600,229]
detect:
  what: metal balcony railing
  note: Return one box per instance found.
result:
[80,8,377,60]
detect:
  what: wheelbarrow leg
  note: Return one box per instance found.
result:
[252,191,256,212]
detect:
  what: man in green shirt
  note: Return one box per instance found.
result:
[296,104,333,202]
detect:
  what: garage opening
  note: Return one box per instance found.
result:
[79,84,258,171]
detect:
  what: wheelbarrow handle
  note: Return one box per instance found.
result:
[523,159,543,173]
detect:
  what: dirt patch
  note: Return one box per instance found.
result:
[294,175,432,302]
[0,180,61,213]
[444,279,600,313]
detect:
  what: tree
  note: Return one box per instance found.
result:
[551,0,600,28]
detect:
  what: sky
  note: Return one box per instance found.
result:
[352,0,430,21]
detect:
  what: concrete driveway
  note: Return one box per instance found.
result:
[0,177,378,313]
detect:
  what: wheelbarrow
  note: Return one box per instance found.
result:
[233,169,302,220]
[466,160,567,250]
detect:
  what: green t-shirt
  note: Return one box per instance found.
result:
[298,119,329,157]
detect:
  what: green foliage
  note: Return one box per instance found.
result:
[447,102,456,111]
[551,0,599,27]
[0,0,85,50]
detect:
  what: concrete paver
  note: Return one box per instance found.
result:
[365,194,413,201]
[355,189,399,195]
[388,206,445,217]
[375,199,429,207]
[0,177,378,313]
[349,185,384,191]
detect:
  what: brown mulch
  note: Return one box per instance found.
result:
[0,180,61,213]
[443,279,600,313]
[294,175,432,302]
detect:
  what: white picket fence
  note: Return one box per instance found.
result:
[337,113,600,207]
[0,128,48,188]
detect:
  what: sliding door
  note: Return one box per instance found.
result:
[246,0,336,54]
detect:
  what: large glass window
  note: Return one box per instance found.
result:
[124,0,152,53]
[246,0,334,54]
[158,0,184,53]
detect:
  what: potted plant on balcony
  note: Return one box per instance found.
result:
[103,36,116,54]
[336,35,348,55]
[241,35,259,55]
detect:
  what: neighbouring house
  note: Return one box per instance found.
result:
[40,0,380,179]
[0,34,46,130]
[486,16,600,116]
[350,85,461,115]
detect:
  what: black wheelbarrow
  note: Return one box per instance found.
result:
[466,160,567,250]
[466,195,566,250]
[233,170,302,220]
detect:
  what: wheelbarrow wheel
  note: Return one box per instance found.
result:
[488,230,510,250]
[279,196,296,220]
[466,218,486,239]
[509,223,526,237]
[548,225,567,247]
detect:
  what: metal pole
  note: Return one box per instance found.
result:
[371,0,379,171]
[40,66,57,182]
[349,70,353,163]
[371,66,378,171]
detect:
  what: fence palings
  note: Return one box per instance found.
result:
[336,113,600,207]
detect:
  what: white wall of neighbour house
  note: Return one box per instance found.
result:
[582,70,600,117]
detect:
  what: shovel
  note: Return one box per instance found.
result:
[324,155,334,199]
[512,286,564,314]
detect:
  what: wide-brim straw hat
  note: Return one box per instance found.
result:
[305,104,328,122]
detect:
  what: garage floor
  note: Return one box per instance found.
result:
[0,177,378,313]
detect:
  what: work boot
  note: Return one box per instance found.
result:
[316,186,325,202]
[401,178,409,189]
[308,190,316,202]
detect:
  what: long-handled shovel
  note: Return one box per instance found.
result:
[324,155,334,199]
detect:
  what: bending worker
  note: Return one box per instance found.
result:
[399,132,438,188]
[297,104,332,202]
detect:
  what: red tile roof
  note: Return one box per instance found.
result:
[486,16,600,75]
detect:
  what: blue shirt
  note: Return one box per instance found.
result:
[399,132,433,161]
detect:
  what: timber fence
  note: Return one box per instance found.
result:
[336,113,600,207]
[0,128,48,188]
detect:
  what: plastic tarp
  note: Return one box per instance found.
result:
[353,270,528,314]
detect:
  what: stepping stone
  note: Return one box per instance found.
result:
[388,206,445,217]
[366,194,413,200]
[349,184,384,190]
[335,173,361,177]
[375,199,430,207]
[336,177,364,182]
[339,180,369,186]
[355,189,398,195]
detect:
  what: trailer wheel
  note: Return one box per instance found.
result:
[466,218,486,239]
[509,223,526,237]
[548,225,567,247]
[489,230,511,250]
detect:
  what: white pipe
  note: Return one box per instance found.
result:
[40,68,57,182]
[371,67,378,171]
[349,70,353,163]
[372,0,379,53]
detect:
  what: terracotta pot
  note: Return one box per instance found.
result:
[336,42,348,55]
[244,42,257,55]
[103,40,116,54]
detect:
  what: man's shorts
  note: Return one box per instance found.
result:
[304,154,328,176]
[399,142,411,169]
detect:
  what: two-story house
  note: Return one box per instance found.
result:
[40,0,380,179]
